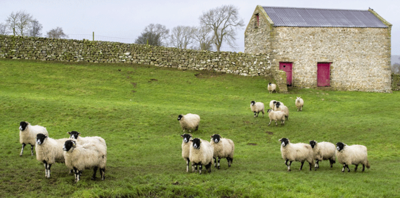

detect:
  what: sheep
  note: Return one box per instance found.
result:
[67,131,106,152]
[267,109,286,126]
[35,133,69,178]
[268,83,276,93]
[278,104,289,120]
[336,142,370,172]
[279,138,314,171]
[63,140,107,182]
[269,100,276,109]
[273,101,285,111]
[189,138,214,174]
[181,133,193,172]
[250,101,265,117]
[19,121,49,156]
[295,97,304,111]
[177,113,200,132]
[210,134,234,169]
[309,140,336,170]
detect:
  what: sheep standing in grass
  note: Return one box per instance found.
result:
[177,114,200,132]
[336,142,370,172]
[19,121,49,156]
[181,133,192,172]
[279,138,314,171]
[267,109,285,126]
[278,104,289,120]
[268,83,276,93]
[295,97,304,111]
[63,140,107,182]
[309,140,336,170]
[35,133,69,178]
[273,101,285,111]
[68,131,106,153]
[269,100,276,109]
[250,101,265,117]
[210,134,234,169]
[189,138,214,174]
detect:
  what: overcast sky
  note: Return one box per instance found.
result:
[1,0,398,55]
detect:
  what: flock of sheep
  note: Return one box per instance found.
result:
[18,121,107,182]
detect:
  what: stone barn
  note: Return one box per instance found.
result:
[245,6,392,92]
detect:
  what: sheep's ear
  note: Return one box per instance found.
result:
[180,135,184,137]
[279,138,282,142]
[189,139,193,142]
[72,141,76,146]
[68,132,71,134]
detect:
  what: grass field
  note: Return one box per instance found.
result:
[0,59,399,198]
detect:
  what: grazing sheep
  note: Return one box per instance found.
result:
[250,101,265,117]
[35,133,69,178]
[336,142,370,172]
[279,138,314,171]
[268,83,277,93]
[210,134,234,169]
[309,140,336,170]
[19,121,49,156]
[189,138,214,174]
[181,133,193,172]
[295,97,304,111]
[267,109,286,126]
[177,114,200,132]
[63,140,107,182]
[269,100,276,109]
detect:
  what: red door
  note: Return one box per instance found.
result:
[279,62,292,86]
[317,63,330,87]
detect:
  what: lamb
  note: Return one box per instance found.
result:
[250,101,265,117]
[336,142,370,172]
[268,83,277,93]
[267,109,286,126]
[35,133,69,178]
[63,140,107,182]
[19,121,49,156]
[177,113,200,132]
[309,140,336,170]
[279,138,314,171]
[295,97,304,111]
[210,134,234,169]
[181,133,193,172]
[189,138,214,174]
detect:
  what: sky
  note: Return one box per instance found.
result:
[0,0,398,55]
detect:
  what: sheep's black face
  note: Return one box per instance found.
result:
[309,140,317,148]
[36,133,47,145]
[211,134,221,143]
[177,115,183,121]
[280,138,289,147]
[181,134,192,143]
[336,142,345,151]
[19,121,28,131]
[276,102,281,108]
[68,131,80,139]
[273,101,277,105]
[268,82,271,85]
[191,138,201,149]
[63,140,75,151]
[250,101,255,106]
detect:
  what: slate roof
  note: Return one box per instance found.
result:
[263,7,387,28]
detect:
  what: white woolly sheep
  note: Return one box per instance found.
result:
[309,140,336,170]
[269,100,276,109]
[273,101,285,111]
[210,134,234,169]
[336,142,370,172]
[295,97,304,111]
[35,133,69,178]
[278,104,289,120]
[189,138,214,174]
[68,131,106,153]
[250,101,265,117]
[267,109,286,126]
[279,138,314,171]
[268,83,276,93]
[19,121,49,156]
[63,140,107,182]
[181,133,193,172]
[177,113,200,132]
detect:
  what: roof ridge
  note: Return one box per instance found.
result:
[262,6,368,12]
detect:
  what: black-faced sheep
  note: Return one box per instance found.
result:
[189,138,214,174]
[279,138,314,171]
[63,140,107,182]
[309,140,336,170]
[35,133,69,178]
[336,142,370,172]
[19,121,49,156]
[269,100,276,109]
[250,101,265,117]
[181,133,192,172]
[210,134,234,169]
[267,109,285,126]
[68,131,106,153]
[177,114,200,132]
[295,97,304,111]
[268,83,276,93]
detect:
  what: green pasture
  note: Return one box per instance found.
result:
[0,59,399,197]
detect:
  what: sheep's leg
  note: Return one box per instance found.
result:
[300,161,304,170]
[287,161,292,171]
[213,157,217,167]
[20,143,26,156]
[227,157,232,167]
[192,164,196,172]
[275,120,278,126]
[217,157,221,169]
[195,125,199,131]
[43,161,48,177]
[362,164,365,172]
[30,144,34,156]
[284,159,289,166]
[329,159,335,168]
[268,119,272,126]
[92,166,98,180]
[354,165,358,172]
[75,170,81,182]
[100,168,106,180]
[253,111,257,117]
[199,164,202,174]
[47,164,52,178]
[186,158,190,172]
[342,164,346,172]
[309,162,313,171]
[315,160,319,171]
[205,162,212,173]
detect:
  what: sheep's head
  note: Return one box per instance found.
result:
[273,101,277,105]
[190,138,201,149]
[250,101,255,106]
[279,138,289,147]
[267,109,273,113]
[309,140,317,148]
[68,131,80,139]
[19,121,29,131]
[181,134,192,143]
[276,102,281,108]
[36,133,47,145]
[268,82,272,85]
[211,134,221,143]
[336,142,345,152]
[63,140,76,151]
[177,114,183,121]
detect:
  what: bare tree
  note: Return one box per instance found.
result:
[29,19,43,37]
[192,26,214,51]
[135,32,162,46]
[0,23,8,35]
[6,11,33,36]
[199,5,245,52]
[47,27,68,39]
[170,26,195,49]
[135,24,169,46]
